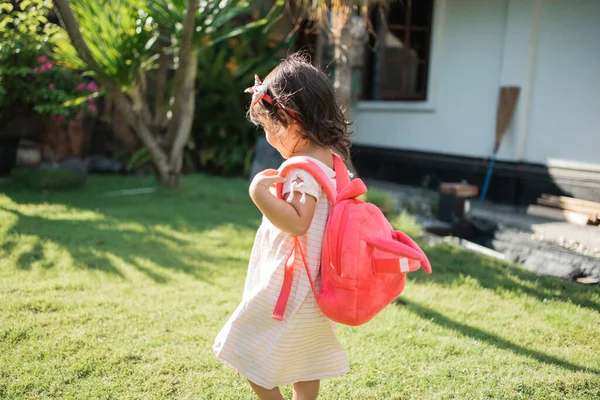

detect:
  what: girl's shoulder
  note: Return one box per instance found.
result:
[281,156,336,178]
[280,157,337,203]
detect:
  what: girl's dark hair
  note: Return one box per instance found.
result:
[247,52,352,160]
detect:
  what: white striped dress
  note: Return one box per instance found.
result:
[213,156,349,389]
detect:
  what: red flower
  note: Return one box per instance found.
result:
[77,83,86,91]
[37,56,48,64]
[49,83,56,90]
[86,81,98,92]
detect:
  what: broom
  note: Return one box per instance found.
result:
[479,86,521,204]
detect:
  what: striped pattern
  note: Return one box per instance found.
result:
[213,157,349,389]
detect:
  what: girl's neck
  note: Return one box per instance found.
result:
[290,146,334,169]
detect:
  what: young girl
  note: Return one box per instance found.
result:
[213,53,352,400]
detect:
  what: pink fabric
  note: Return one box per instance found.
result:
[275,154,432,326]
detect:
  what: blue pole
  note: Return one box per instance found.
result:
[479,152,497,204]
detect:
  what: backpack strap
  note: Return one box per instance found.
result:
[271,153,345,321]
[332,154,351,191]
[272,237,319,321]
[276,159,338,204]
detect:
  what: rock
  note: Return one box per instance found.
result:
[491,230,600,280]
[248,136,284,183]
[86,155,124,174]
[16,140,42,167]
[59,157,87,178]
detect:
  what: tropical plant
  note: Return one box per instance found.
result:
[0,0,59,119]
[361,188,398,218]
[191,10,293,176]
[29,55,100,123]
[391,211,423,238]
[52,0,284,187]
[0,0,99,153]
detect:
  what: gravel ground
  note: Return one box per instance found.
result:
[531,232,600,259]
[468,203,600,258]
[366,179,600,280]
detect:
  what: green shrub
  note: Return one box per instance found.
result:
[361,189,424,238]
[390,211,423,238]
[10,164,86,190]
[191,9,294,177]
[0,1,99,126]
[0,1,57,116]
[362,189,398,218]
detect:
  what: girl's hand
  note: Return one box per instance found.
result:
[249,169,317,236]
[249,169,284,200]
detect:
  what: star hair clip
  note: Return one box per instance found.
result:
[244,75,297,119]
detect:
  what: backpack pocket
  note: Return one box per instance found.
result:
[367,235,427,274]
[371,245,421,274]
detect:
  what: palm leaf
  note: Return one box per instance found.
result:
[52,0,156,91]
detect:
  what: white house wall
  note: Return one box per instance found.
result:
[353,0,600,168]
[525,0,600,167]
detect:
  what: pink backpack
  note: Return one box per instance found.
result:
[272,154,432,326]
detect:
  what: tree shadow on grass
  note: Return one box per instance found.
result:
[414,243,600,313]
[397,298,600,375]
[0,175,260,283]
[0,206,252,283]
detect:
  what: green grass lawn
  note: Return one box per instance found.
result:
[1,175,599,399]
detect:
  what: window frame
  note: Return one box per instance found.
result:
[360,0,443,110]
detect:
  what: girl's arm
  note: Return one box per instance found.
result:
[250,169,316,237]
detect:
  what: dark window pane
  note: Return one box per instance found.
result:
[402,57,420,95]
[380,59,402,89]
[409,31,429,60]
[416,64,429,95]
[386,29,406,51]
[411,0,434,26]
[365,0,434,101]
[388,2,407,25]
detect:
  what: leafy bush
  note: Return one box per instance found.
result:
[0,1,99,125]
[30,56,100,122]
[191,9,293,176]
[0,0,57,117]
[362,188,399,218]
[390,211,423,239]
[10,162,86,190]
[363,189,424,237]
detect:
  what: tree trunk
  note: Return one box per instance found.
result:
[166,0,199,148]
[54,0,199,188]
[332,16,359,178]
[169,49,199,182]
[161,0,200,187]
[333,26,352,119]
[154,45,169,130]
[111,91,172,184]
[314,29,327,69]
